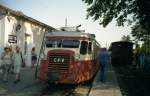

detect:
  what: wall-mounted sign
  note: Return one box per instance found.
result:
[8,35,17,43]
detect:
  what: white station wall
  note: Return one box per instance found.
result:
[0,17,5,47]
[0,15,46,67]
[0,16,5,59]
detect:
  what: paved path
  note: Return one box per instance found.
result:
[0,65,122,96]
[0,67,45,96]
[89,65,122,96]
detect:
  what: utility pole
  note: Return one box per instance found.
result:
[106,41,108,49]
[65,18,67,27]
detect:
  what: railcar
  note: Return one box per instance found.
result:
[37,27,100,84]
[110,41,133,66]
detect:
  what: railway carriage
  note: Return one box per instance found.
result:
[110,41,133,66]
[37,28,100,84]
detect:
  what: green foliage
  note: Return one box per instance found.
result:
[83,0,137,27]
[139,43,150,54]
[134,42,150,54]
[82,0,150,42]
[121,35,131,41]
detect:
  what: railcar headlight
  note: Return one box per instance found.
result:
[75,54,80,60]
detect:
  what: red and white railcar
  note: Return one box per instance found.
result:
[38,28,100,84]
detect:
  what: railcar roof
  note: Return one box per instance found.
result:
[111,41,133,45]
[46,31,95,39]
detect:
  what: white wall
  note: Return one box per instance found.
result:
[4,16,17,46]
[32,25,45,56]
[24,22,33,67]
[0,15,5,66]
[0,14,46,67]
[0,16,5,57]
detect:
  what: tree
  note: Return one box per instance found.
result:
[121,35,131,41]
[82,0,150,42]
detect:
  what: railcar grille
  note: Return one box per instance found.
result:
[48,54,70,72]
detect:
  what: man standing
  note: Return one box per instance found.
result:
[99,48,111,82]
[1,47,12,82]
[12,46,23,83]
[31,47,37,68]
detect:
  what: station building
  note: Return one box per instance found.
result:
[0,4,55,66]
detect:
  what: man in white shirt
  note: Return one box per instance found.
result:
[12,46,23,83]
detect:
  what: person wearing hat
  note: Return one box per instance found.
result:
[1,47,12,82]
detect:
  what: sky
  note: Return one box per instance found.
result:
[0,0,132,47]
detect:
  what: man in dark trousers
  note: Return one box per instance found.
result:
[99,48,111,82]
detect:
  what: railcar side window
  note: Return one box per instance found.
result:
[88,42,92,54]
[62,40,80,48]
[80,41,88,55]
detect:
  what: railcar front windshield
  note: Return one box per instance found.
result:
[46,39,80,48]
[62,40,80,48]
[46,40,62,47]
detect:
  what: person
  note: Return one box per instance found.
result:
[31,47,37,68]
[0,47,3,70]
[98,48,111,82]
[1,47,12,82]
[139,53,145,69]
[146,53,150,70]
[135,52,140,69]
[12,46,23,83]
[145,53,150,71]
[9,46,14,74]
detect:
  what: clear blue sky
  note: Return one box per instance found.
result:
[0,0,132,47]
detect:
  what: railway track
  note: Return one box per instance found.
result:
[39,81,93,96]
[114,65,150,96]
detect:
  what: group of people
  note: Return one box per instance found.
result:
[99,48,150,82]
[0,46,37,84]
[0,46,23,83]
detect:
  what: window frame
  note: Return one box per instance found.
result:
[62,40,80,48]
[45,39,62,48]
[80,41,88,55]
[88,42,92,54]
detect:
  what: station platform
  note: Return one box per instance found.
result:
[0,65,122,96]
[89,65,122,96]
[0,67,44,96]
